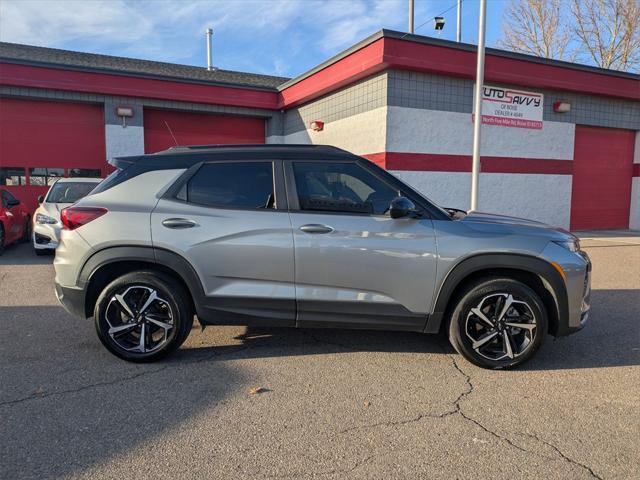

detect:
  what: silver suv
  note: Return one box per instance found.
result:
[54,145,591,369]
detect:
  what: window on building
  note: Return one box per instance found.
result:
[0,167,27,186]
[68,168,102,178]
[186,162,275,209]
[292,162,399,215]
[29,167,65,186]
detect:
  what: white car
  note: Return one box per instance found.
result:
[33,177,102,255]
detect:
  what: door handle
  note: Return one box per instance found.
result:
[299,224,334,234]
[162,218,197,229]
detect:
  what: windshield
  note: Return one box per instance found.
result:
[46,181,97,203]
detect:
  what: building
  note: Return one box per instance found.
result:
[1,30,638,230]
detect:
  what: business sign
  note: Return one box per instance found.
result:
[473,85,544,129]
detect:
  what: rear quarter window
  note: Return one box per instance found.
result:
[186,162,275,210]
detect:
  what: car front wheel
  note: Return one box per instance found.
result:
[94,271,193,362]
[448,278,547,369]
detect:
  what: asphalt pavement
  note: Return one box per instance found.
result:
[1,236,638,479]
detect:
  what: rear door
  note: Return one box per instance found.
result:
[151,160,295,326]
[286,160,438,331]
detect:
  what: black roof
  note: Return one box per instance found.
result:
[113,144,356,169]
[0,42,288,90]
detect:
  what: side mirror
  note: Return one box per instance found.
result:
[37,195,44,204]
[389,196,416,219]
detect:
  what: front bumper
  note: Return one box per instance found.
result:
[568,251,591,334]
[541,243,591,337]
[33,222,61,250]
[54,281,87,319]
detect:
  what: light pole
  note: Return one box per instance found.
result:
[470,0,486,211]
[408,0,414,34]
[456,0,462,42]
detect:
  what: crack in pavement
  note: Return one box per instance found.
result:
[522,432,604,480]
[0,335,257,408]
[0,366,169,407]
[337,350,602,479]
[1,329,605,479]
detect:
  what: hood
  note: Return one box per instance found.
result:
[459,210,573,242]
[462,211,549,228]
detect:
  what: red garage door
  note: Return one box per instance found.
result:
[144,109,265,153]
[570,125,635,230]
[0,98,105,211]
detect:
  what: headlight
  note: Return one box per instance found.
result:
[36,213,58,225]
[553,238,580,252]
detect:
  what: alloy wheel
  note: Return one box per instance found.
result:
[465,293,537,361]
[105,285,175,354]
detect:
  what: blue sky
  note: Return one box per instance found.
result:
[0,0,509,78]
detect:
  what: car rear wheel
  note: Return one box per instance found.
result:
[0,224,4,255]
[94,271,193,362]
[448,278,547,369]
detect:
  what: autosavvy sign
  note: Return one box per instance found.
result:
[474,85,544,129]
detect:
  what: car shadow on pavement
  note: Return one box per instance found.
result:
[171,288,639,371]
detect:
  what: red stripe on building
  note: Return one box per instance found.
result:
[382,38,638,101]
[363,152,573,175]
[279,37,639,108]
[0,63,280,110]
[633,164,640,177]
[278,39,386,108]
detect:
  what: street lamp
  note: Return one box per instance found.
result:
[470,0,487,211]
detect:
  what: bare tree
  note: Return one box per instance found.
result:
[499,0,573,60]
[571,0,640,72]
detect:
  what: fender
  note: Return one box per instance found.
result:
[424,253,568,335]
[78,246,208,317]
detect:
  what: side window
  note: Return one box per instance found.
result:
[2,190,17,207]
[186,162,275,210]
[292,162,399,215]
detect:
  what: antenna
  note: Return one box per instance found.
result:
[164,121,178,146]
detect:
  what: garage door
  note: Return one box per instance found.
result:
[144,109,265,153]
[0,98,105,211]
[570,125,635,230]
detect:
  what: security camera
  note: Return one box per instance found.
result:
[434,17,445,30]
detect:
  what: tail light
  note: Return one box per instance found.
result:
[60,207,107,230]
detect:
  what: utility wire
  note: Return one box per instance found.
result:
[401,0,463,39]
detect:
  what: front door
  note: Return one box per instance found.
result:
[151,160,295,326]
[286,160,438,331]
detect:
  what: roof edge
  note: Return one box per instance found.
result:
[0,56,282,92]
[279,28,639,92]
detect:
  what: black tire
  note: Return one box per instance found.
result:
[0,224,4,256]
[94,271,193,362]
[448,278,547,369]
[34,248,51,256]
[20,218,31,243]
